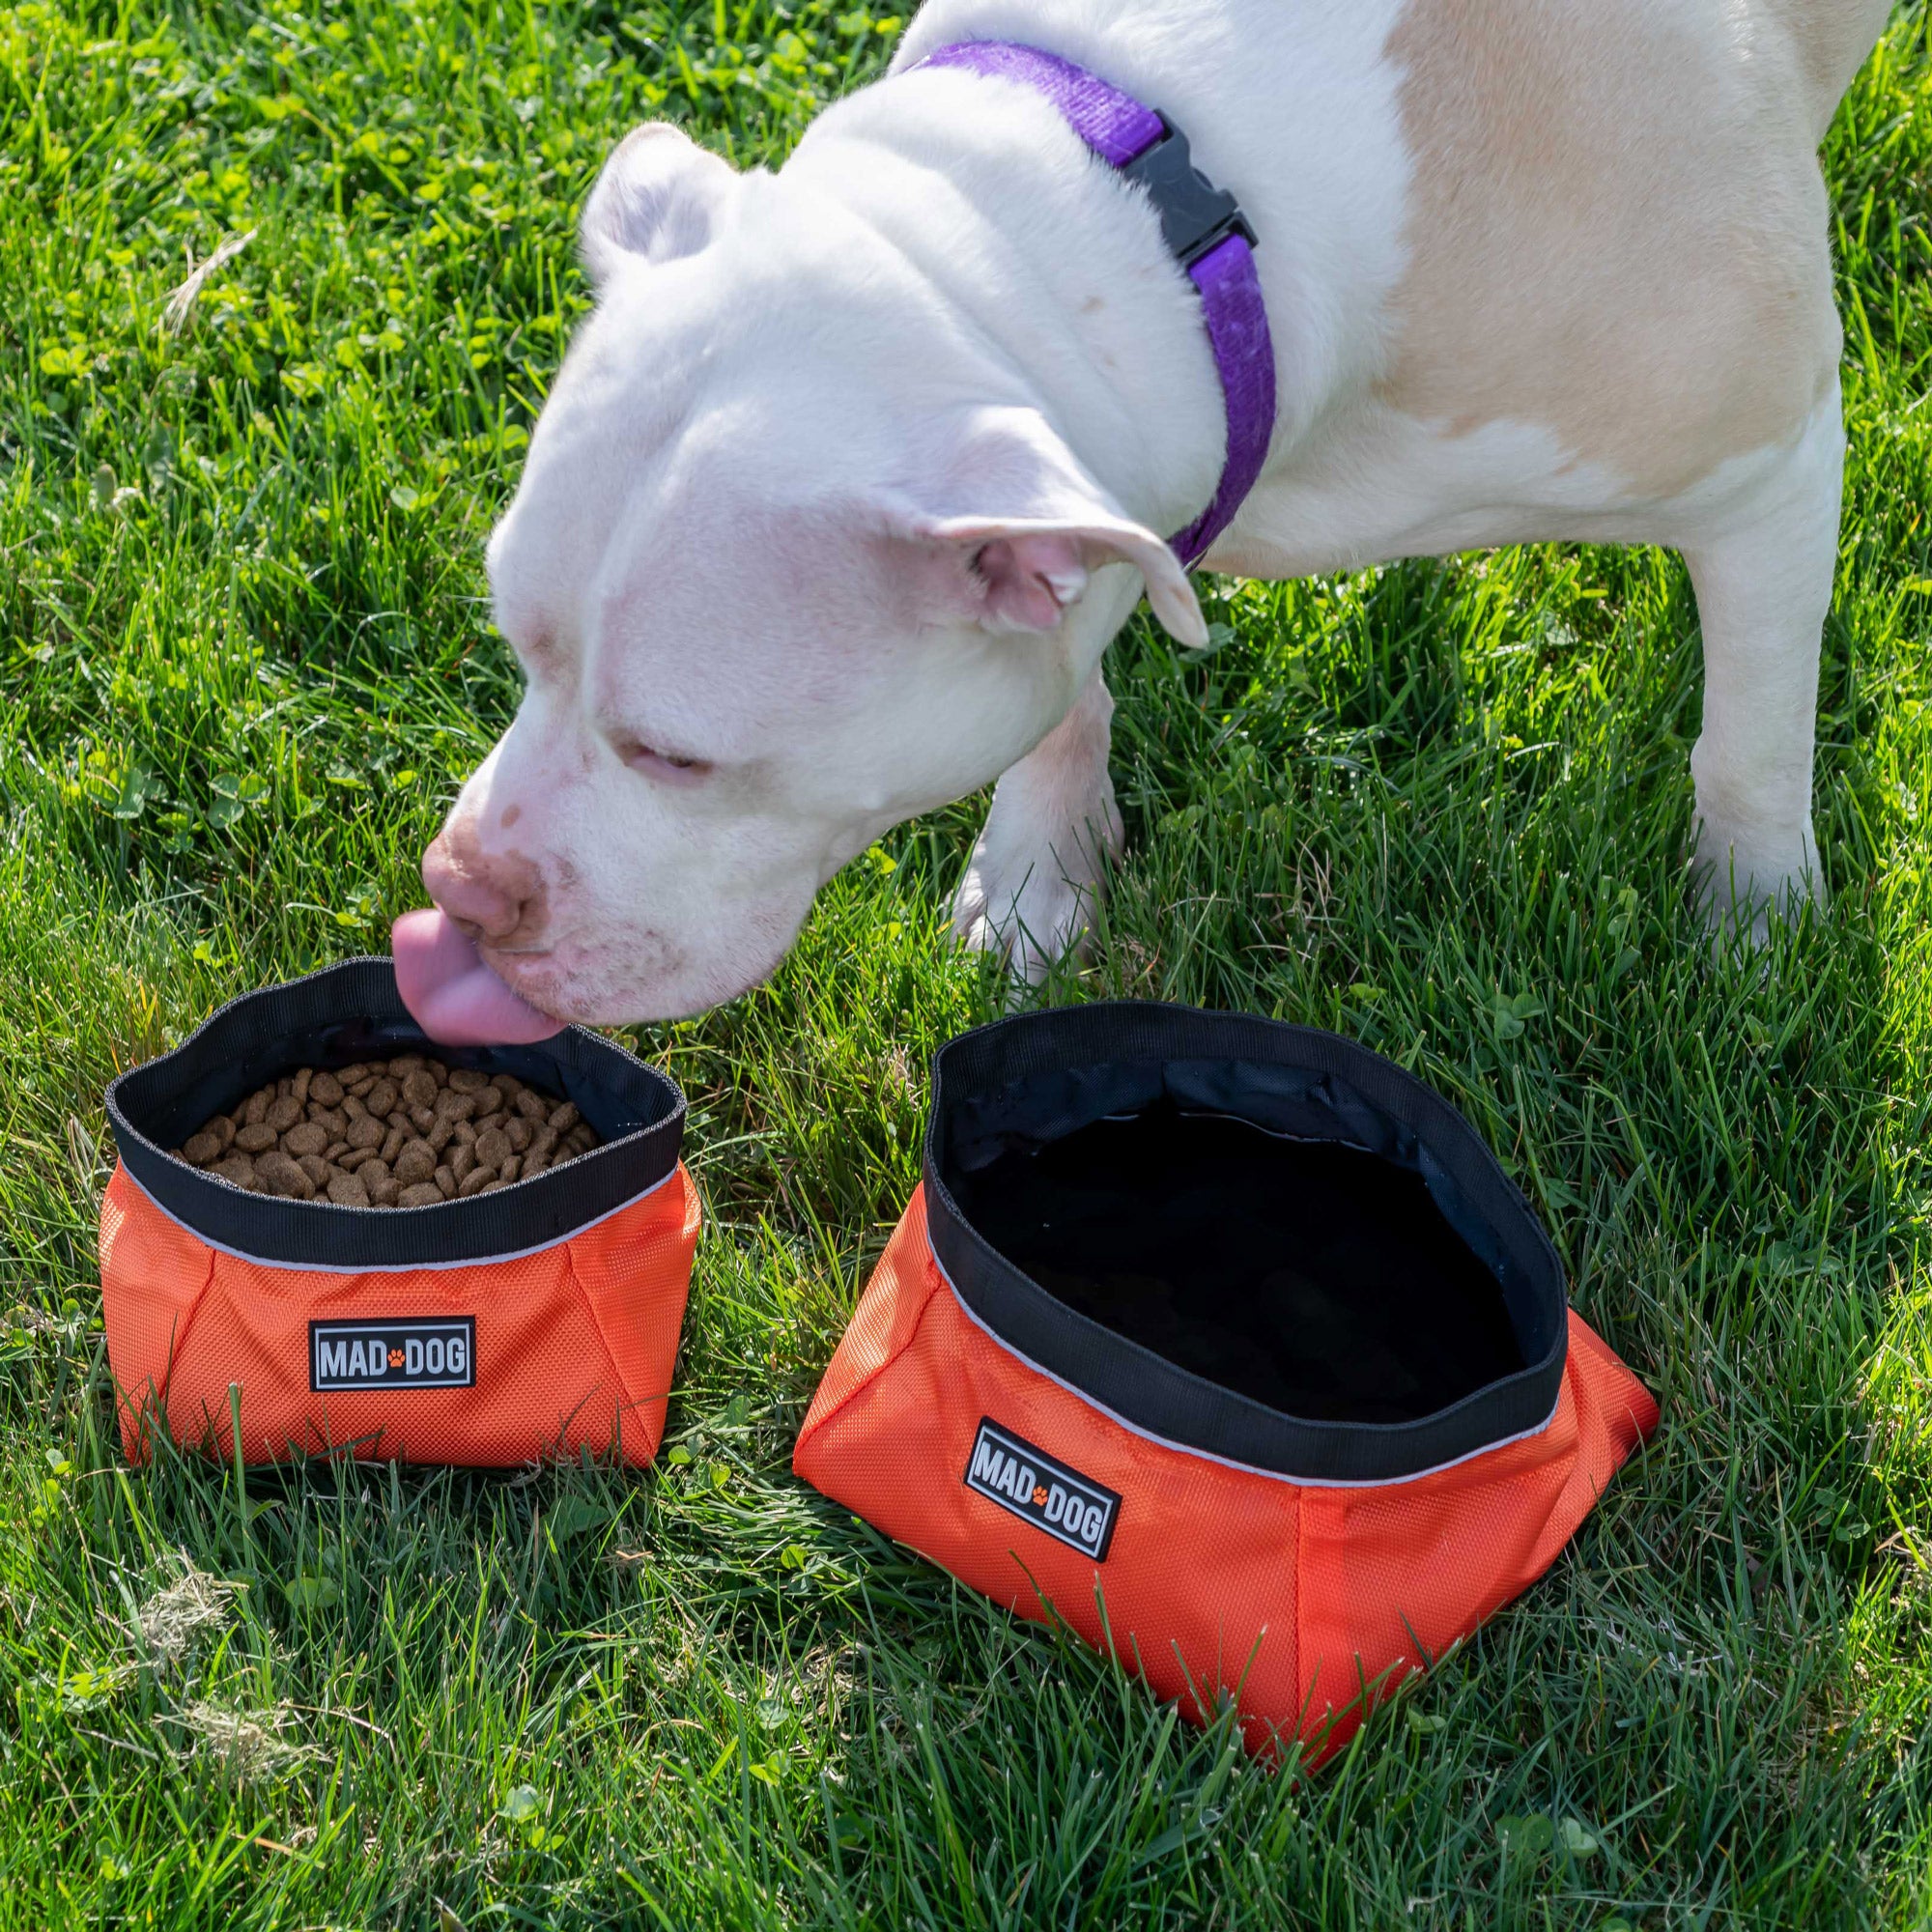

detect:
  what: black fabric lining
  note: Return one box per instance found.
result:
[924,1003,1568,1483]
[105,958,684,1268]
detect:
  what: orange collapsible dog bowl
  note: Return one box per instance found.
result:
[100,959,697,1467]
[794,1002,1658,1762]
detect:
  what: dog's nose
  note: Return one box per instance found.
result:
[422,823,531,943]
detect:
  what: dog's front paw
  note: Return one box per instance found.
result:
[952,797,1122,987]
[1690,817,1827,948]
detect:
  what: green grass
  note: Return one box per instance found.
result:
[3,0,1932,1922]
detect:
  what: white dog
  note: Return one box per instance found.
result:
[402,0,1890,1035]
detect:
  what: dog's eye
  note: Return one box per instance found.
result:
[615,737,711,781]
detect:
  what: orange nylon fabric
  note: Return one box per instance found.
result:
[99,1161,699,1467]
[794,1185,1658,1763]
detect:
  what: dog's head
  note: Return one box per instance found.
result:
[415,124,1204,1026]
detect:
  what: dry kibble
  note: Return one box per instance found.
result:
[393,1139,437,1185]
[168,1057,600,1205]
[256,1151,315,1199]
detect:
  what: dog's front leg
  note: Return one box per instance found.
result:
[953,668,1123,983]
[1681,386,1844,942]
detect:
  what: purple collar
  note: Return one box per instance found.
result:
[914,41,1275,568]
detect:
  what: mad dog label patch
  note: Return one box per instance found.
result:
[964,1418,1121,1560]
[309,1318,474,1391]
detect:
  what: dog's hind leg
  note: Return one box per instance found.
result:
[952,668,1123,984]
[1680,383,1844,943]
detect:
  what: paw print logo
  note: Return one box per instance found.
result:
[388,1348,405,1368]
[1033,1486,1049,1506]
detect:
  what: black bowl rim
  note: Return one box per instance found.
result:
[105,957,685,1269]
[923,1000,1570,1485]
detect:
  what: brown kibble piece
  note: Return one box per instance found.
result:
[450,1144,477,1182]
[307,1105,347,1139]
[548,1101,581,1133]
[210,1115,237,1151]
[459,1165,495,1198]
[520,1149,547,1177]
[235,1122,278,1153]
[474,1125,510,1170]
[505,1116,532,1152]
[309,1070,343,1106]
[182,1131,221,1167]
[326,1171,370,1207]
[345,1075,376,1097]
[214,1155,260,1189]
[498,1154,521,1183]
[297,1152,331,1188]
[324,1139,350,1161]
[387,1054,424,1076]
[528,1124,558,1162]
[473,1084,503,1118]
[428,1119,455,1153]
[364,1077,398,1118]
[434,1089,476,1123]
[393,1139,437,1185]
[242,1092,270,1126]
[256,1151,315,1200]
[291,1067,312,1105]
[434,1164,457,1199]
[397,1181,442,1208]
[410,1104,436,1133]
[513,1088,548,1122]
[367,1172,400,1207]
[283,1122,328,1157]
[267,1094,303,1133]
[338,1146,378,1170]
[429,1060,448,1087]
[495,1072,523,1097]
[402,1069,438,1109]
[335,1064,367,1085]
[454,1117,477,1146]
[347,1114,385,1150]
[447,1068,490,1094]
[381,1123,407,1162]
[479,1176,509,1193]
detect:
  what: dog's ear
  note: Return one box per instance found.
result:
[581,123,737,282]
[882,408,1206,647]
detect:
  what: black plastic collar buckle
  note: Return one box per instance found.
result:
[1119,118,1256,268]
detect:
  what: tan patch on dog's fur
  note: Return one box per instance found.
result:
[1376,0,1870,498]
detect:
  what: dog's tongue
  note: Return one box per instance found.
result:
[390,909,565,1046]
